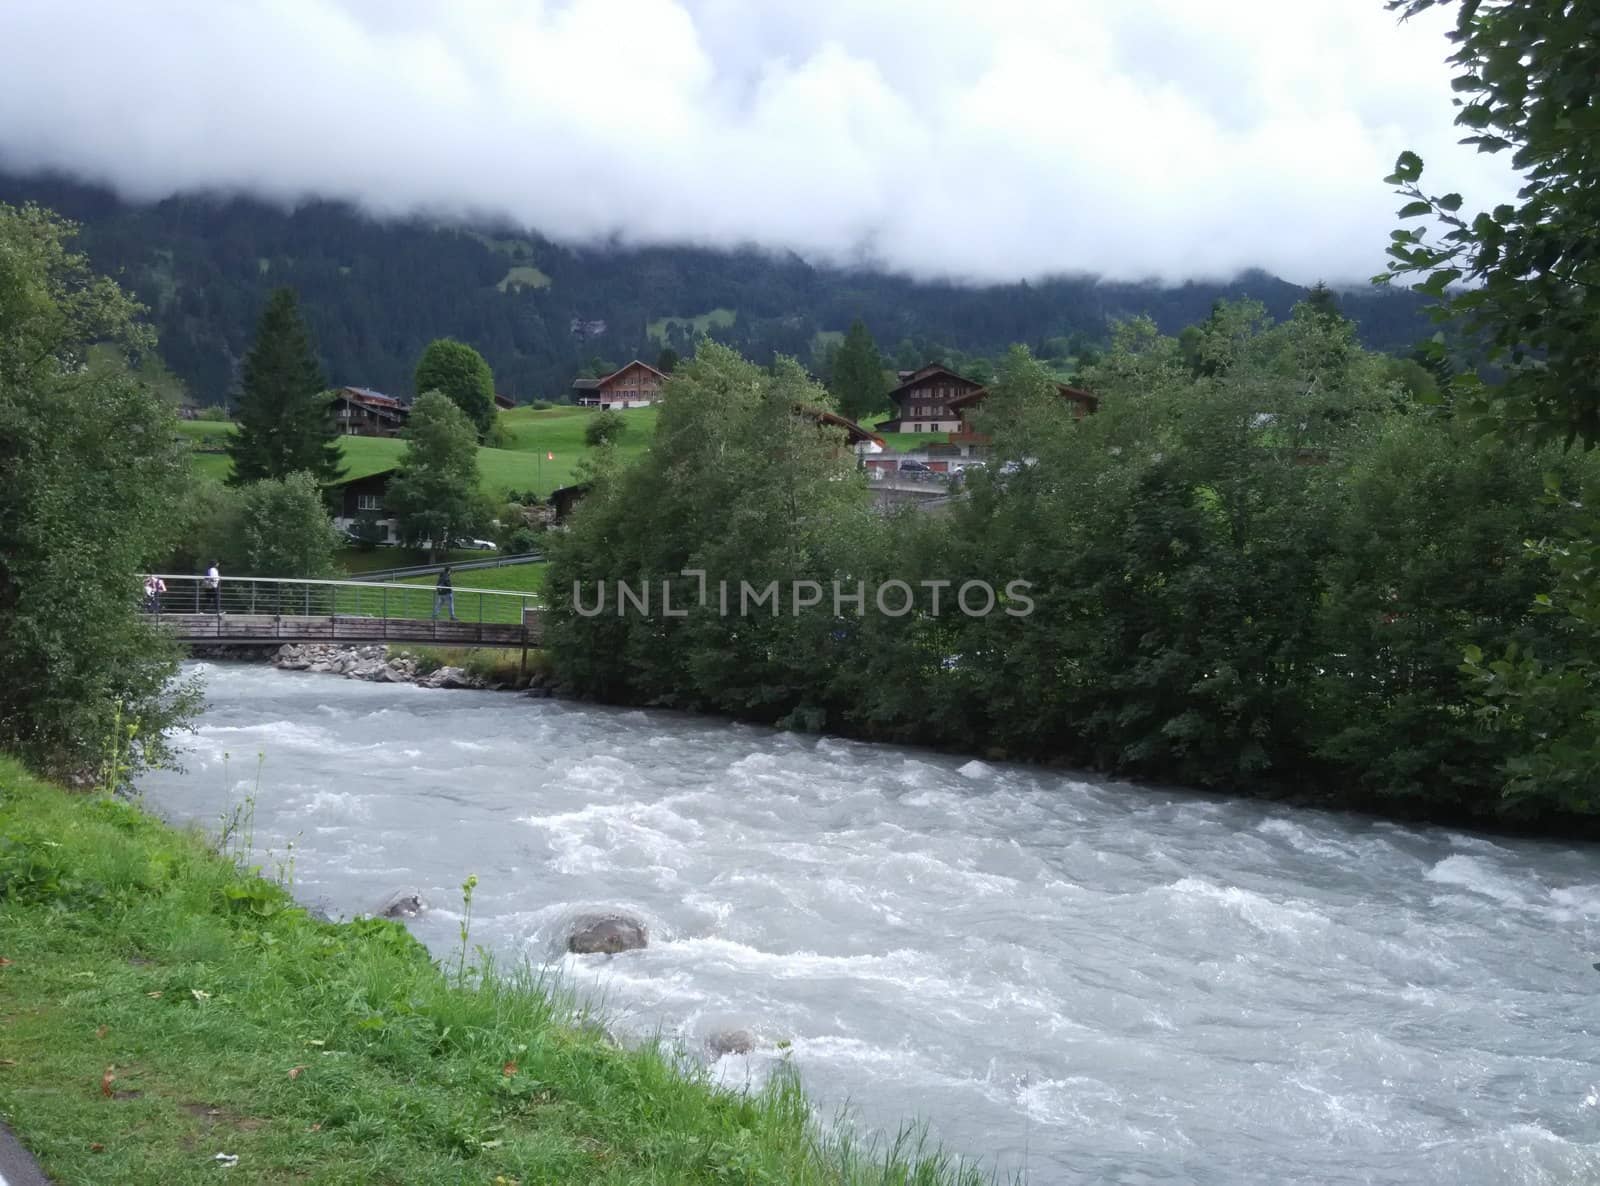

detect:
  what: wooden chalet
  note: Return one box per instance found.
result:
[328,466,401,545]
[947,382,1099,456]
[572,360,667,409]
[333,387,410,437]
[795,405,887,462]
[877,364,985,434]
[494,392,517,411]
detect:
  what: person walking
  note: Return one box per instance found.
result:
[432,564,457,621]
[205,561,222,615]
[142,573,167,612]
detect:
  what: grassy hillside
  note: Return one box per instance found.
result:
[496,405,658,494]
[179,407,655,498]
[0,757,981,1185]
[647,308,736,344]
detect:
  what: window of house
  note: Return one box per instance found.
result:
[357,494,382,512]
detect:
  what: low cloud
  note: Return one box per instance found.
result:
[0,0,1510,284]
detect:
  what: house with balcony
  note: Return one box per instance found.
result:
[876,364,985,434]
[571,360,668,409]
[333,387,410,437]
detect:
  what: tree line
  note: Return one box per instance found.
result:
[0,169,1437,405]
[544,309,1597,826]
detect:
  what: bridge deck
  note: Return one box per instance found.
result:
[149,612,531,647]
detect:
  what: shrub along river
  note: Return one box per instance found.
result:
[137,662,1600,1184]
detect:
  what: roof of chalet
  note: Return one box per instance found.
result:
[598,359,669,387]
[571,377,603,391]
[886,364,982,401]
[795,405,887,448]
[947,381,1100,412]
[338,386,409,409]
[325,465,401,490]
[494,392,516,408]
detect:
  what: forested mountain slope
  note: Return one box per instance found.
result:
[0,169,1432,402]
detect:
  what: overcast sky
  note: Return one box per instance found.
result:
[0,0,1506,284]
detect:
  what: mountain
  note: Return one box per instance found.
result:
[0,169,1433,403]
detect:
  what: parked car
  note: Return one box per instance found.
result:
[899,459,933,473]
[452,538,499,551]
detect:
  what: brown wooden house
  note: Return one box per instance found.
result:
[947,382,1099,455]
[333,387,410,437]
[877,365,985,434]
[329,466,401,545]
[572,360,667,409]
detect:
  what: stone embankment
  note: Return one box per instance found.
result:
[270,643,555,695]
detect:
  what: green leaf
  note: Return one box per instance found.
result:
[1398,200,1433,218]
[1436,193,1464,212]
[1390,150,1424,183]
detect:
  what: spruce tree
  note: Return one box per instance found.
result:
[227,288,342,485]
[829,319,888,422]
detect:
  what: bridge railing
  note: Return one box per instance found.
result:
[346,550,546,583]
[145,574,540,628]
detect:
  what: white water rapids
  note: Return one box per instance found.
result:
[136,663,1600,1184]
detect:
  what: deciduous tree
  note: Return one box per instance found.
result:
[386,392,483,560]
[414,339,496,438]
[0,202,198,775]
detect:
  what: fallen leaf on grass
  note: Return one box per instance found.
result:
[502,1061,518,1077]
[190,989,211,1002]
[213,1152,239,1167]
[307,1123,321,1133]
[100,1067,115,1097]
[146,991,163,999]
[95,1025,109,1039]
[0,957,12,967]
[0,1059,17,1069]
[288,1065,306,1080]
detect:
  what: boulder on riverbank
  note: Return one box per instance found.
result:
[567,913,649,955]
[376,891,425,919]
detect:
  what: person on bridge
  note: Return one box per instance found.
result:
[205,561,222,615]
[432,565,457,621]
[142,574,166,612]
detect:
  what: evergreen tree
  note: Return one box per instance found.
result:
[656,347,680,374]
[226,288,342,485]
[414,339,495,438]
[829,320,889,422]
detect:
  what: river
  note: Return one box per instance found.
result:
[135,663,1600,1184]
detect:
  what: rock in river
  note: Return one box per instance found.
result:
[376,891,424,919]
[567,913,648,955]
[706,1028,755,1057]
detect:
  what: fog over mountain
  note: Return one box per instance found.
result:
[0,0,1509,284]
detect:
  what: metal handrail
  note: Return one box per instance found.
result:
[148,573,538,601]
[346,550,546,583]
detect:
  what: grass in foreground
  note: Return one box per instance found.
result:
[0,757,989,1185]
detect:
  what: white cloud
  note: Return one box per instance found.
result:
[0,0,1511,284]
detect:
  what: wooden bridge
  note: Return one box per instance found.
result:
[144,574,542,648]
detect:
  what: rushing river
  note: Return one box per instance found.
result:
[137,663,1600,1184]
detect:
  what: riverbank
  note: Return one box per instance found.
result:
[0,756,982,1185]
